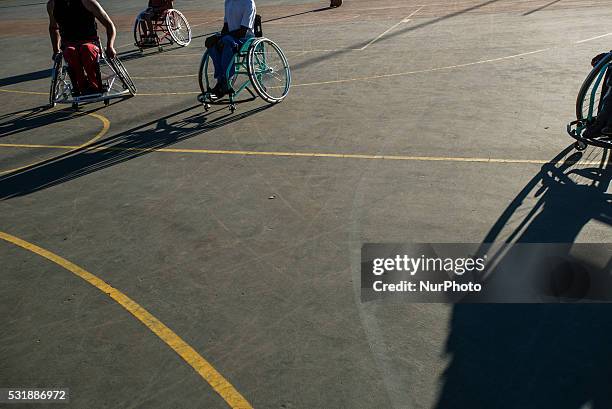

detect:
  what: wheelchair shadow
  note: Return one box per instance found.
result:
[435,146,612,409]
[0,105,104,139]
[0,103,272,200]
[0,69,52,88]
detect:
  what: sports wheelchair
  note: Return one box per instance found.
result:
[197,15,291,113]
[133,7,191,51]
[49,42,137,110]
[567,51,612,151]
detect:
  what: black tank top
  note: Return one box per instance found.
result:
[54,0,97,42]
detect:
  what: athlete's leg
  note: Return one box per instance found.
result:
[219,34,239,87]
[79,43,102,92]
[62,45,87,94]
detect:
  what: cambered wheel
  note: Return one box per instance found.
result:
[133,12,147,49]
[247,38,291,103]
[49,55,70,107]
[576,52,612,124]
[109,58,137,95]
[166,9,191,47]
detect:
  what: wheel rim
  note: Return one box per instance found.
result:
[166,10,191,46]
[50,59,70,104]
[107,58,137,95]
[577,53,612,122]
[248,39,291,102]
[134,13,145,47]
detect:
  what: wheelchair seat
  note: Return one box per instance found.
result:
[254,14,263,38]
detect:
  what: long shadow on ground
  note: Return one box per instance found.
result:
[436,146,612,409]
[0,103,271,199]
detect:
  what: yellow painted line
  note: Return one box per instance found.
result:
[0,111,110,175]
[0,88,47,95]
[137,91,201,95]
[132,74,198,79]
[0,231,253,409]
[0,142,593,165]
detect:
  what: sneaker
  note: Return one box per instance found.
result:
[141,36,157,46]
[209,82,226,99]
[602,126,612,137]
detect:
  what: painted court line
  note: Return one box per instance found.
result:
[0,111,110,175]
[360,6,424,50]
[103,46,552,90]
[0,142,595,165]
[575,33,612,44]
[0,231,253,409]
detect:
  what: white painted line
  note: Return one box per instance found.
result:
[576,33,612,44]
[360,5,424,50]
[291,48,551,88]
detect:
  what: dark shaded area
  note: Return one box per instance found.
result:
[522,0,562,16]
[436,147,612,409]
[483,147,611,245]
[0,103,271,199]
[0,106,99,139]
[0,69,51,87]
[437,302,612,409]
[291,0,503,72]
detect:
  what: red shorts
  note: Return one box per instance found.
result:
[62,40,101,93]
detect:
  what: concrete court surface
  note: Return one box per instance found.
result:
[1,0,611,408]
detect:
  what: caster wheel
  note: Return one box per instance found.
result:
[574,141,587,151]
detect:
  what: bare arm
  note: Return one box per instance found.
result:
[47,0,61,57]
[81,0,116,58]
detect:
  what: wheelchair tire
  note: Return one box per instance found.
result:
[198,49,211,96]
[247,38,291,103]
[166,9,191,47]
[133,12,143,48]
[49,56,70,107]
[576,52,612,122]
[109,58,137,95]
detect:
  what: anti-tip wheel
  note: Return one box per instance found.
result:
[574,141,587,151]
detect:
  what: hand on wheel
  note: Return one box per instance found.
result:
[106,46,117,59]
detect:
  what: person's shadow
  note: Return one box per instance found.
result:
[435,146,612,409]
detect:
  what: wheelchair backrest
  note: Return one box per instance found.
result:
[254,14,263,37]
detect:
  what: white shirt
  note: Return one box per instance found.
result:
[224,0,256,34]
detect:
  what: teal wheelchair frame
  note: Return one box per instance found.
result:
[197,18,291,112]
[567,51,612,151]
